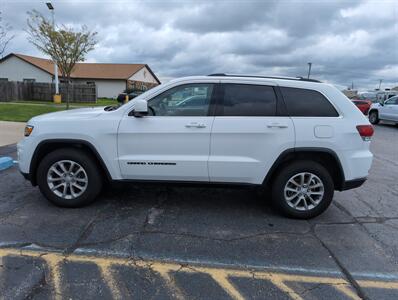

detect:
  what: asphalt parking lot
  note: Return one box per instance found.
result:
[0,123,397,300]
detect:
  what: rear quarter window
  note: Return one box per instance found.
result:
[280,87,339,117]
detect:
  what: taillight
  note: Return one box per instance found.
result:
[356,125,374,141]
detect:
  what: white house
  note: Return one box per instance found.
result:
[0,53,161,98]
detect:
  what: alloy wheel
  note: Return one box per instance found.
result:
[46,160,88,200]
[283,172,324,211]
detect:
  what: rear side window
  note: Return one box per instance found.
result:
[221,84,277,116]
[280,87,339,117]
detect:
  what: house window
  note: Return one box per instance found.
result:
[86,81,95,85]
[0,78,8,82]
[23,79,36,83]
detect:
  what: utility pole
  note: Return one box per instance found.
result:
[351,81,354,90]
[46,2,59,96]
[378,79,382,90]
[307,62,312,79]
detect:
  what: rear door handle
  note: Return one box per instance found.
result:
[185,122,206,128]
[267,123,288,128]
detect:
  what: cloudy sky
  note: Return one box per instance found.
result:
[1,0,397,90]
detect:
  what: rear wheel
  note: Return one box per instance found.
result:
[369,110,379,124]
[37,148,102,207]
[271,160,334,219]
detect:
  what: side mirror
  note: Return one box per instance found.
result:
[132,99,148,117]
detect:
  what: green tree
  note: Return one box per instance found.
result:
[26,10,97,109]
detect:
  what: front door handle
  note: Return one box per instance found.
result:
[185,122,206,128]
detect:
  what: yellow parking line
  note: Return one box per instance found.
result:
[0,247,397,300]
[37,253,64,300]
[357,280,398,289]
[150,263,186,300]
[207,271,245,300]
[97,260,123,300]
[334,285,361,300]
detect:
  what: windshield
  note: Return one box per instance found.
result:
[358,93,377,102]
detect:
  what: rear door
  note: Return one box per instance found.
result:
[209,80,295,184]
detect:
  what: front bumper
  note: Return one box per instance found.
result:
[20,171,31,181]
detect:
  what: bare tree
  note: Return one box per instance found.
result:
[0,12,15,57]
[26,10,97,109]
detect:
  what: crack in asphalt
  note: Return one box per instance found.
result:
[50,213,398,250]
[314,200,398,300]
[63,204,112,256]
[311,224,369,300]
[24,268,48,300]
[129,187,170,262]
[333,201,398,262]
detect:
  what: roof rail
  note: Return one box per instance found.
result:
[207,73,321,83]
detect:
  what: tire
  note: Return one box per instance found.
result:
[271,160,334,219]
[36,148,102,207]
[369,110,379,124]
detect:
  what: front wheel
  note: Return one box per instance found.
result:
[271,161,334,219]
[37,148,102,207]
[369,111,379,124]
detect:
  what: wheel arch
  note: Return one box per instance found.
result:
[263,147,346,191]
[29,139,112,186]
[368,108,378,115]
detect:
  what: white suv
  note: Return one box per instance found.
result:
[368,95,398,125]
[17,74,374,219]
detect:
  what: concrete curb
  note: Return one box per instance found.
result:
[0,157,14,171]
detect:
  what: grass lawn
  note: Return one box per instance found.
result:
[0,98,118,122]
[0,103,65,122]
[14,98,117,107]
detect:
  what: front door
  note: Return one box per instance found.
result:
[379,96,398,121]
[118,82,216,181]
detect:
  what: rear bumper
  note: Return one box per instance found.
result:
[341,177,367,191]
[340,149,373,181]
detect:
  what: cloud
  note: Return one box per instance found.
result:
[1,0,397,90]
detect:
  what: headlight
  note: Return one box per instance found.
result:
[24,125,34,137]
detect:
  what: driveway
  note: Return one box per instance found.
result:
[0,121,25,146]
[0,124,397,299]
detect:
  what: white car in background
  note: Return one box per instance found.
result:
[369,95,398,124]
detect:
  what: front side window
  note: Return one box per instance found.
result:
[385,96,398,105]
[280,87,339,117]
[220,84,277,116]
[148,83,213,116]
